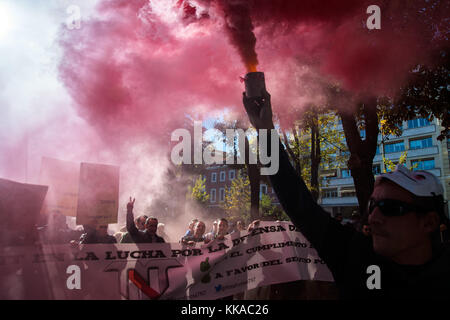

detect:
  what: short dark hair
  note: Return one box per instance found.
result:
[145,217,158,225]
[135,215,148,223]
[412,194,448,246]
[413,195,446,221]
[218,218,228,226]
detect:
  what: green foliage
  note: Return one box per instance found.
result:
[377,49,449,140]
[260,194,290,222]
[222,174,251,223]
[382,150,419,173]
[189,175,209,204]
[282,110,348,189]
[221,174,288,223]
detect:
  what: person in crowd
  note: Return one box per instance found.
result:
[38,210,83,244]
[215,218,229,241]
[181,220,206,245]
[362,224,371,237]
[120,214,148,243]
[334,213,343,224]
[350,212,362,232]
[243,88,450,299]
[203,219,218,243]
[183,218,198,238]
[126,198,165,243]
[204,218,229,243]
[236,220,246,232]
[228,221,238,234]
[113,226,127,243]
[79,223,117,244]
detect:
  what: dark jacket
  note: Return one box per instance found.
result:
[79,229,117,244]
[126,209,165,244]
[181,235,205,243]
[269,141,450,299]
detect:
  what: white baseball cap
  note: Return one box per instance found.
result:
[377,164,444,197]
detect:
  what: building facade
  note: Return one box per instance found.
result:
[319,117,450,218]
[199,165,278,216]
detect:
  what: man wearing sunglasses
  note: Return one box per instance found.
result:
[243,89,450,299]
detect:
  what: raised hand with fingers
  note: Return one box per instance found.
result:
[127,197,135,211]
[242,89,274,130]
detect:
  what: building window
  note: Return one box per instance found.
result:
[210,189,216,203]
[229,170,235,180]
[219,188,225,202]
[341,169,351,178]
[260,184,268,195]
[211,172,217,183]
[412,159,435,171]
[341,189,356,197]
[384,141,405,154]
[409,137,432,150]
[376,146,380,155]
[372,164,381,175]
[220,171,226,182]
[360,129,366,139]
[408,118,430,129]
[322,189,338,198]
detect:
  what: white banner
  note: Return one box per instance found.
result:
[0,221,333,300]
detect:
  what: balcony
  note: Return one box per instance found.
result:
[374,150,403,162]
[374,146,439,162]
[322,177,354,186]
[402,125,436,137]
[408,146,439,157]
[320,197,358,206]
[375,126,436,142]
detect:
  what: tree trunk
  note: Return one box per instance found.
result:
[283,130,302,177]
[338,97,379,221]
[310,111,321,202]
[245,135,260,221]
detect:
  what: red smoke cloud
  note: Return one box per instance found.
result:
[60,0,448,140]
[216,0,258,72]
[59,0,245,147]
[190,0,447,96]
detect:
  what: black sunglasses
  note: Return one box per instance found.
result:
[367,199,427,217]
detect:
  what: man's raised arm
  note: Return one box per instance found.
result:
[242,90,355,272]
[126,197,139,236]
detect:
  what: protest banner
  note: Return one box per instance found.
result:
[0,178,48,243]
[39,157,79,217]
[0,221,333,300]
[76,163,120,225]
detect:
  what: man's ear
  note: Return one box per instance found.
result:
[422,211,440,234]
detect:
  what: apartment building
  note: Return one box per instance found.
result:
[199,165,278,215]
[319,117,450,218]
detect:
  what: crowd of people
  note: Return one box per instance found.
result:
[2,196,446,250]
[11,197,249,247]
